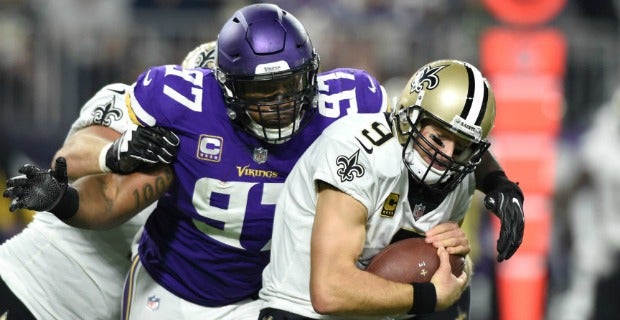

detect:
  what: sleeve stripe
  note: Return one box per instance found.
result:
[128,87,157,126]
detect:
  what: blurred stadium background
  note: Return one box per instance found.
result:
[1,0,619,319]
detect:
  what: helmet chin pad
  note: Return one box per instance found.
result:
[403,141,452,185]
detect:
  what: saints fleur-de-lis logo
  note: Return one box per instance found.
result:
[91,98,123,126]
[336,149,366,182]
[196,46,216,68]
[410,64,447,93]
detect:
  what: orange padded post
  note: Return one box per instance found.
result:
[489,75,563,136]
[479,9,566,318]
[480,27,567,77]
[482,0,566,27]
[490,134,557,196]
[496,253,548,320]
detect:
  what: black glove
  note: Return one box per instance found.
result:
[103,125,180,174]
[4,157,70,212]
[481,171,525,262]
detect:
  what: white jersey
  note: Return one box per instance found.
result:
[259,113,475,319]
[0,83,151,320]
[65,83,136,137]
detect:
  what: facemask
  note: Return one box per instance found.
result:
[403,140,452,185]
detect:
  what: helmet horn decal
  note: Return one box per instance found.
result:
[410,65,446,93]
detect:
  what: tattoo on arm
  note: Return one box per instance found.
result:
[96,175,115,213]
[132,167,175,211]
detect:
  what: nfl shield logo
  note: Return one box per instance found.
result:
[413,203,426,220]
[253,147,268,164]
[146,295,160,310]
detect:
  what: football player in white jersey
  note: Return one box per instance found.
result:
[259,59,501,319]
[0,42,213,320]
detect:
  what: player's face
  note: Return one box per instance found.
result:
[413,123,470,169]
[245,88,295,128]
[241,76,305,128]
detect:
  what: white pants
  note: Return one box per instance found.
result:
[122,256,261,320]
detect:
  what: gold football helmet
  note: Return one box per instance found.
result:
[181,41,217,70]
[392,59,496,195]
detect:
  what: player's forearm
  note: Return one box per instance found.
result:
[65,166,173,229]
[310,223,411,315]
[54,126,121,180]
[311,266,412,316]
[474,150,502,191]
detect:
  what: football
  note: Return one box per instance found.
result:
[365,237,465,283]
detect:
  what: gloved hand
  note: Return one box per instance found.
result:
[102,124,180,174]
[482,171,525,262]
[4,157,69,212]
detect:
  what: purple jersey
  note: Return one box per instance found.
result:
[127,65,388,306]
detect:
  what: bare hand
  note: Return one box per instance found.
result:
[430,247,468,311]
[424,221,470,256]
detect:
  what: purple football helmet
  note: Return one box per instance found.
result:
[216,3,320,144]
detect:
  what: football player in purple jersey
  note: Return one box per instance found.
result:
[4,3,523,320]
[6,4,390,319]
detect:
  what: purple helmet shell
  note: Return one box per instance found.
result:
[215,3,320,144]
[217,3,316,76]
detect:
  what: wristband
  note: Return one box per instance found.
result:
[49,187,80,220]
[99,142,113,173]
[409,282,437,314]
